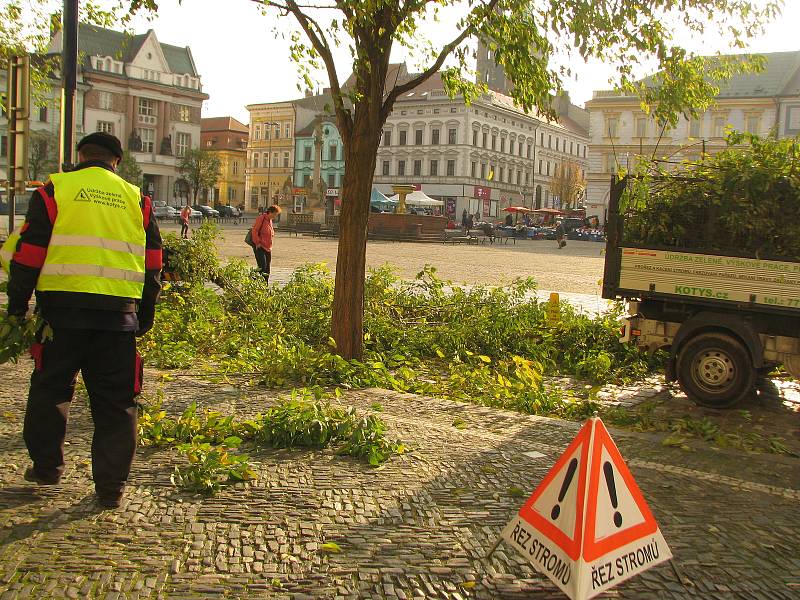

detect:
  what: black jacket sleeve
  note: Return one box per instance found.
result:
[136,198,163,335]
[6,186,54,316]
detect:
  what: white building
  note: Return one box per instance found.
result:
[584,50,800,223]
[48,24,208,205]
[372,65,589,221]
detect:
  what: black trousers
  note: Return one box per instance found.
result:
[253,247,272,278]
[24,328,140,497]
[180,221,189,238]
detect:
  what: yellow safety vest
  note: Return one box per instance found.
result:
[37,167,146,299]
[0,228,21,274]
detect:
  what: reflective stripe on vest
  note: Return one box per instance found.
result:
[38,167,145,298]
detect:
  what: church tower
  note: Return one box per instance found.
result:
[476,38,513,95]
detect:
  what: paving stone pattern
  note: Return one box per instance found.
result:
[1,360,799,599]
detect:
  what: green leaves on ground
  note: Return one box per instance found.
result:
[143,230,659,423]
[139,387,405,494]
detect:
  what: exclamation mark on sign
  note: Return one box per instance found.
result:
[603,461,623,527]
[550,458,578,520]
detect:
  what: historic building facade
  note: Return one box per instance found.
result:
[200,116,248,207]
[584,50,800,223]
[244,102,296,211]
[372,67,589,221]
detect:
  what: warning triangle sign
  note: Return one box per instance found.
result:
[499,418,671,600]
[74,189,92,202]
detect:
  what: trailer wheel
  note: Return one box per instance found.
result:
[676,332,755,408]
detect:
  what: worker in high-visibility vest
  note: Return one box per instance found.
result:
[3,132,162,509]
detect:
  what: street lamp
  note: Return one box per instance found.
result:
[264,120,278,208]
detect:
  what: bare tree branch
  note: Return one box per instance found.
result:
[381,0,500,117]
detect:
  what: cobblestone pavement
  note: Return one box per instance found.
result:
[1,359,798,599]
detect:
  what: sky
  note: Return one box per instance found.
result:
[117,0,800,124]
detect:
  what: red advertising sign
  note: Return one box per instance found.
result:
[474,185,491,200]
[483,197,490,216]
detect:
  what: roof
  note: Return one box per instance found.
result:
[74,23,198,76]
[201,117,249,133]
[589,51,800,102]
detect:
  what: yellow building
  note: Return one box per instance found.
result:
[245,101,296,211]
[200,117,248,208]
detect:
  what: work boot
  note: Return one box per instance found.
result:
[23,466,61,485]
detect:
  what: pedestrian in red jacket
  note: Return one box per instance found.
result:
[250,204,281,282]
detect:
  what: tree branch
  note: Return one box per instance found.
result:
[255,0,353,141]
[381,0,500,117]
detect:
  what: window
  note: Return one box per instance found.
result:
[509,140,515,155]
[471,161,476,178]
[38,105,48,122]
[447,160,455,176]
[283,152,290,168]
[303,174,311,187]
[451,107,457,113]
[527,144,532,159]
[263,154,270,168]
[382,160,390,175]
[480,163,486,178]
[285,123,291,138]
[413,160,422,176]
[398,160,406,175]
[491,135,497,150]
[175,132,190,157]
[745,115,760,134]
[605,117,618,138]
[140,128,155,153]
[548,135,552,148]
[138,98,156,117]
[328,173,336,187]
[303,146,312,162]
[499,166,504,182]
[432,129,440,145]
[252,153,259,167]
[546,162,551,176]
[255,125,261,141]
[273,152,279,167]
[232,161,239,175]
[540,132,544,145]
[329,144,337,161]
[500,138,506,153]
[688,117,701,138]
[98,91,113,110]
[472,130,478,145]
[555,138,559,151]
[399,130,407,145]
[712,116,726,138]
[538,159,543,174]
[635,117,648,138]
[1,135,7,157]
[448,128,457,145]
[228,187,236,201]
[383,130,391,146]
[96,121,114,135]
[179,106,191,122]
[274,124,280,139]
[570,142,574,154]
[482,132,488,147]
[430,160,438,176]
[415,129,423,145]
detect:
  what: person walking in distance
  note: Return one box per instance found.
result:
[555,219,566,249]
[251,204,281,282]
[1,132,162,509]
[179,205,191,239]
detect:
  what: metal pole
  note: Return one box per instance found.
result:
[60,0,79,171]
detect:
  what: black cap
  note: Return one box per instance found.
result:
[77,132,124,160]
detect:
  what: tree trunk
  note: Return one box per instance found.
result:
[331,116,380,360]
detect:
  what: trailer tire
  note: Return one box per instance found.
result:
[676,332,755,408]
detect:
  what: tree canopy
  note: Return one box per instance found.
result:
[178,149,222,203]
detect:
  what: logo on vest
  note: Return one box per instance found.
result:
[71,187,127,210]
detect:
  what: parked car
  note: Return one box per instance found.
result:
[153,205,179,220]
[192,204,220,218]
[215,204,241,218]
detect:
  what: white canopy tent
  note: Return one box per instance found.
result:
[387,190,444,207]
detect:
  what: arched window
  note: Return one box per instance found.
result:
[535,185,542,209]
